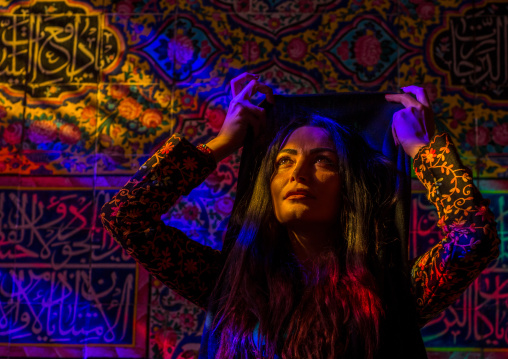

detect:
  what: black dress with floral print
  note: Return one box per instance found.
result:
[100,132,500,329]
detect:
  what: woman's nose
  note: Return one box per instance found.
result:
[290,160,310,182]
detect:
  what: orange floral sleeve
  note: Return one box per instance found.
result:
[411,132,500,327]
[100,134,224,309]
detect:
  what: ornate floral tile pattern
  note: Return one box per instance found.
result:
[0,0,507,357]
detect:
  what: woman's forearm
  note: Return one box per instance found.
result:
[410,132,500,326]
[100,133,223,308]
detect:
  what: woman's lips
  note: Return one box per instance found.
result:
[284,191,316,200]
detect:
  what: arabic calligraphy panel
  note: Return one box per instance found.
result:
[24,3,123,91]
[82,281,149,356]
[474,10,508,97]
[0,247,139,346]
[0,1,122,102]
[422,307,494,348]
[0,184,145,347]
[0,186,21,222]
[3,187,97,229]
[422,288,508,348]
[0,14,30,91]
[6,227,94,272]
[87,264,138,307]
[1,275,94,343]
[87,282,137,344]
[428,3,508,105]
[25,14,102,89]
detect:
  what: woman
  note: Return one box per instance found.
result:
[101,73,500,358]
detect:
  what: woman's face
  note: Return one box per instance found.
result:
[270,126,342,228]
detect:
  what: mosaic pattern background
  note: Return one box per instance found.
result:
[0,0,507,357]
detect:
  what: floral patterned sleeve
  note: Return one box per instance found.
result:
[100,134,224,309]
[410,132,500,327]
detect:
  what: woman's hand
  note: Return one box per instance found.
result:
[385,86,435,158]
[206,73,274,162]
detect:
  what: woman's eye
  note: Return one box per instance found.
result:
[276,157,293,167]
[315,156,337,167]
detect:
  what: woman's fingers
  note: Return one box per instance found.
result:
[208,74,272,159]
[385,86,435,157]
[232,78,270,138]
[237,79,261,101]
[256,84,275,104]
[402,85,431,107]
[231,73,275,104]
[231,73,259,98]
[385,93,422,109]
[237,79,275,104]
[385,86,431,109]
[385,91,434,135]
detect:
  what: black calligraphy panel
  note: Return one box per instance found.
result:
[430,3,508,103]
[0,14,30,90]
[0,2,122,100]
[0,188,138,346]
[0,268,136,345]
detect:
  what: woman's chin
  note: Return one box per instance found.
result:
[282,214,327,229]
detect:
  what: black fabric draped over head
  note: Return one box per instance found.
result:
[221,93,428,359]
[226,93,410,264]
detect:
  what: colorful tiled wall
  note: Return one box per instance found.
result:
[0,0,507,357]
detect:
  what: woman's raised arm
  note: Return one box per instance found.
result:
[206,72,274,161]
[387,87,499,326]
[100,134,223,309]
[410,133,499,326]
[100,73,273,309]
[385,85,435,158]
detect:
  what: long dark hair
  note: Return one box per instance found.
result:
[211,114,398,358]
